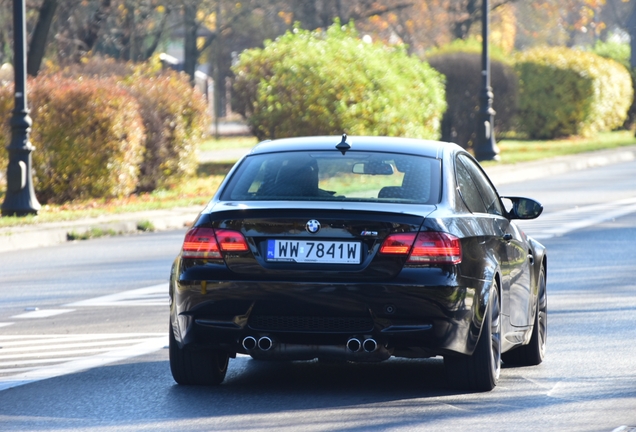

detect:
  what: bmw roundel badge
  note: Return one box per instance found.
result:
[306,219,321,234]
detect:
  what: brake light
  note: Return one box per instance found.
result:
[379,233,416,254]
[380,232,461,264]
[215,229,249,252]
[182,227,222,259]
[181,228,248,259]
[408,232,461,264]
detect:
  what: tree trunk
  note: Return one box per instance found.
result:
[183,2,199,83]
[82,0,112,54]
[292,1,319,30]
[451,0,480,40]
[27,0,58,76]
[143,7,171,60]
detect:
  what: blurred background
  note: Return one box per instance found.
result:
[1,0,635,212]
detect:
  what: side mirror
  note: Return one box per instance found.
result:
[501,196,543,220]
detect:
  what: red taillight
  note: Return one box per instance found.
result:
[409,232,461,264]
[182,227,222,259]
[380,231,461,264]
[181,228,248,259]
[379,233,417,254]
[215,229,249,252]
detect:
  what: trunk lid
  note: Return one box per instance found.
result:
[201,202,435,281]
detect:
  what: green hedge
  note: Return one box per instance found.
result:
[29,76,145,203]
[0,86,12,184]
[0,77,144,203]
[428,51,519,149]
[124,66,210,192]
[233,21,446,140]
[0,60,210,203]
[515,47,633,139]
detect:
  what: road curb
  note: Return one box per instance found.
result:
[484,145,636,186]
[0,206,201,253]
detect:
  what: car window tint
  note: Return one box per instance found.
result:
[220,151,442,204]
[458,154,503,216]
[455,156,488,213]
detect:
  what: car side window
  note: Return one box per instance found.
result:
[458,155,504,216]
[455,156,488,213]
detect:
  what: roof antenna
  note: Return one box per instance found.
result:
[335,134,351,155]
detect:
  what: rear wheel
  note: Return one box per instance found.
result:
[169,323,229,385]
[445,282,501,392]
[502,265,547,366]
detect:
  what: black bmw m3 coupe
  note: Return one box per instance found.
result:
[169,135,547,391]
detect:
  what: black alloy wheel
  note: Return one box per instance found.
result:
[502,265,547,366]
[169,323,229,385]
[445,282,501,391]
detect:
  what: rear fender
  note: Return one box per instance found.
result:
[528,236,547,300]
[463,265,499,356]
[169,258,194,348]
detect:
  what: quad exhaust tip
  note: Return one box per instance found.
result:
[257,336,273,351]
[246,335,376,353]
[363,338,378,353]
[242,336,274,351]
[347,337,377,353]
[346,338,362,352]
[242,336,257,351]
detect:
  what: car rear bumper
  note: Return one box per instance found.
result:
[170,271,491,360]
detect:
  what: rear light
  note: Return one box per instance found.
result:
[409,232,461,264]
[181,228,248,259]
[182,227,221,259]
[380,232,462,264]
[215,229,249,252]
[379,233,416,254]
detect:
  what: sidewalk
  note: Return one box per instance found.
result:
[1,145,635,253]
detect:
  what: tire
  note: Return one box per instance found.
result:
[169,322,229,385]
[502,265,547,366]
[445,282,501,392]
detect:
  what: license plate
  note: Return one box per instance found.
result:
[266,240,361,264]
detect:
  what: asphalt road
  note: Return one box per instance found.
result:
[0,160,635,431]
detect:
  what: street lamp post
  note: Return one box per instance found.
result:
[2,0,41,216]
[474,0,500,162]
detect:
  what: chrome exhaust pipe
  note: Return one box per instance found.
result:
[242,336,257,351]
[258,336,273,351]
[363,338,378,353]
[346,338,362,352]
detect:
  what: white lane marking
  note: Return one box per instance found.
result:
[11,309,75,319]
[0,346,129,360]
[0,323,14,328]
[0,366,56,374]
[0,333,161,345]
[0,337,160,354]
[65,284,168,307]
[517,197,636,240]
[0,356,85,368]
[0,334,167,392]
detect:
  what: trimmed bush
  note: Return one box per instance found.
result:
[1,58,211,202]
[233,21,446,140]
[515,47,633,139]
[124,67,210,192]
[63,56,211,192]
[590,39,636,131]
[428,52,519,149]
[26,75,144,203]
[0,85,13,185]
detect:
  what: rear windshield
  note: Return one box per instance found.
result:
[220,151,441,204]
